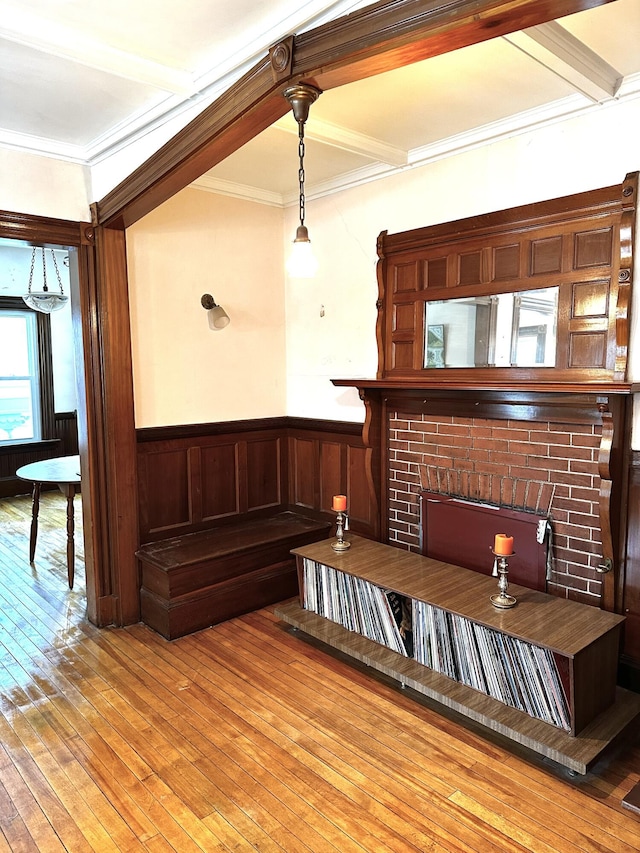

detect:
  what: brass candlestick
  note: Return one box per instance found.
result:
[490,550,517,609]
[331,510,350,551]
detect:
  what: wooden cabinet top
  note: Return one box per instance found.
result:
[292,536,624,657]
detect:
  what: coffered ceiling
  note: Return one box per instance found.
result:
[1,0,639,206]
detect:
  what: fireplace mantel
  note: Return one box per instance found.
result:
[333,379,634,395]
[332,378,632,424]
[332,377,633,614]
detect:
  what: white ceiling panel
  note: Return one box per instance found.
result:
[559,0,640,76]
[0,39,163,145]
[201,125,376,200]
[310,38,581,152]
[0,1,637,204]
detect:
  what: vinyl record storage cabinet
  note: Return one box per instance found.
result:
[276,536,640,774]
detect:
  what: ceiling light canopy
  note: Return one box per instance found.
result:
[283,83,321,279]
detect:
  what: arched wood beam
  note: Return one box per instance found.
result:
[96,0,612,229]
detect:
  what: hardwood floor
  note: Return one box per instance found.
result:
[0,492,639,852]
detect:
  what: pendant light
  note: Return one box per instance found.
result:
[23,246,69,313]
[283,83,321,278]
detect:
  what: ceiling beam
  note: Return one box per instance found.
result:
[0,19,192,95]
[274,116,408,166]
[97,0,617,228]
[503,21,622,102]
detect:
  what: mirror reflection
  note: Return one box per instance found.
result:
[424,287,558,368]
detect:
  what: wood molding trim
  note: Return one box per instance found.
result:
[616,172,637,379]
[0,209,89,247]
[136,416,365,444]
[598,407,616,610]
[92,225,140,624]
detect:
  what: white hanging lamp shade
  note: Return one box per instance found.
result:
[283,83,321,278]
[23,247,69,313]
[286,225,319,278]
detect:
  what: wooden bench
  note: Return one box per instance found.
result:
[137,512,331,639]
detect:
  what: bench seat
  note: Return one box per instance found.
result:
[137,512,331,639]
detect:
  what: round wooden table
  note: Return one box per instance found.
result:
[16,455,81,589]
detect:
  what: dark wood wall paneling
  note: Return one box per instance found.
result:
[137,417,377,545]
[0,440,60,498]
[0,411,79,498]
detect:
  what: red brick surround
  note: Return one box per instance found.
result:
[388,412,604,604]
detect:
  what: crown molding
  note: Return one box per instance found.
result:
[190,174,284,207]
[196,74,640,208]
[273,116,408,166]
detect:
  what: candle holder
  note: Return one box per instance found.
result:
[490,550,517,609]
[331,510,351,551]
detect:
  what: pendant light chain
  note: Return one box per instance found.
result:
[27,247,38,294]
[27,247,65,296]
[298,121,306,229]
[50,249,65,295]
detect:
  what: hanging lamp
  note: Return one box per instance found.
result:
[283,83,321,278]
[23,247,69,313]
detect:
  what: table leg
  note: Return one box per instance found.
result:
[62,484,75,589]
[29,482,41,563]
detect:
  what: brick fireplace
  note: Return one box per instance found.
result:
[388,411,605,604]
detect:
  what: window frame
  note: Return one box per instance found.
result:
[0,296,54,447]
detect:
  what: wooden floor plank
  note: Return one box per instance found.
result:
[0,492,639,852]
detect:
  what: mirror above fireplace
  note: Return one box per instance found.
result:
[376,172,636,387]
[424,286,558,369]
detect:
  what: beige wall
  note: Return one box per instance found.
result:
[0,148,90,222]
[284,96,640,443]
[127,188,286,427]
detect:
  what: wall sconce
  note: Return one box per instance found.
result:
[201,294,230,330]
[23,246,69,313]
[283,83,321,278]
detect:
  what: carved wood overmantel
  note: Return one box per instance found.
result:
[333,173,637,614]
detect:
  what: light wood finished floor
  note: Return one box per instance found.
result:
[0,491,639,852]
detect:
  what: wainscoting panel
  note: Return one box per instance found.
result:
[246,436,281,510]
[139,447,191,536]
[200,443,239,520]
[286,419,377,539]
[137,418,377,545]
[0,410,77,498]
[318,441,342,513]
[289,437,317,509]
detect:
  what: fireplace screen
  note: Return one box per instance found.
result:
[419,490,549,591]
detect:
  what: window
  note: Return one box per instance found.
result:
[0,297,54,446]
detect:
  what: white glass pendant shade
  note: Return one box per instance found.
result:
[23,292,69,313]
[286,225,318,278]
